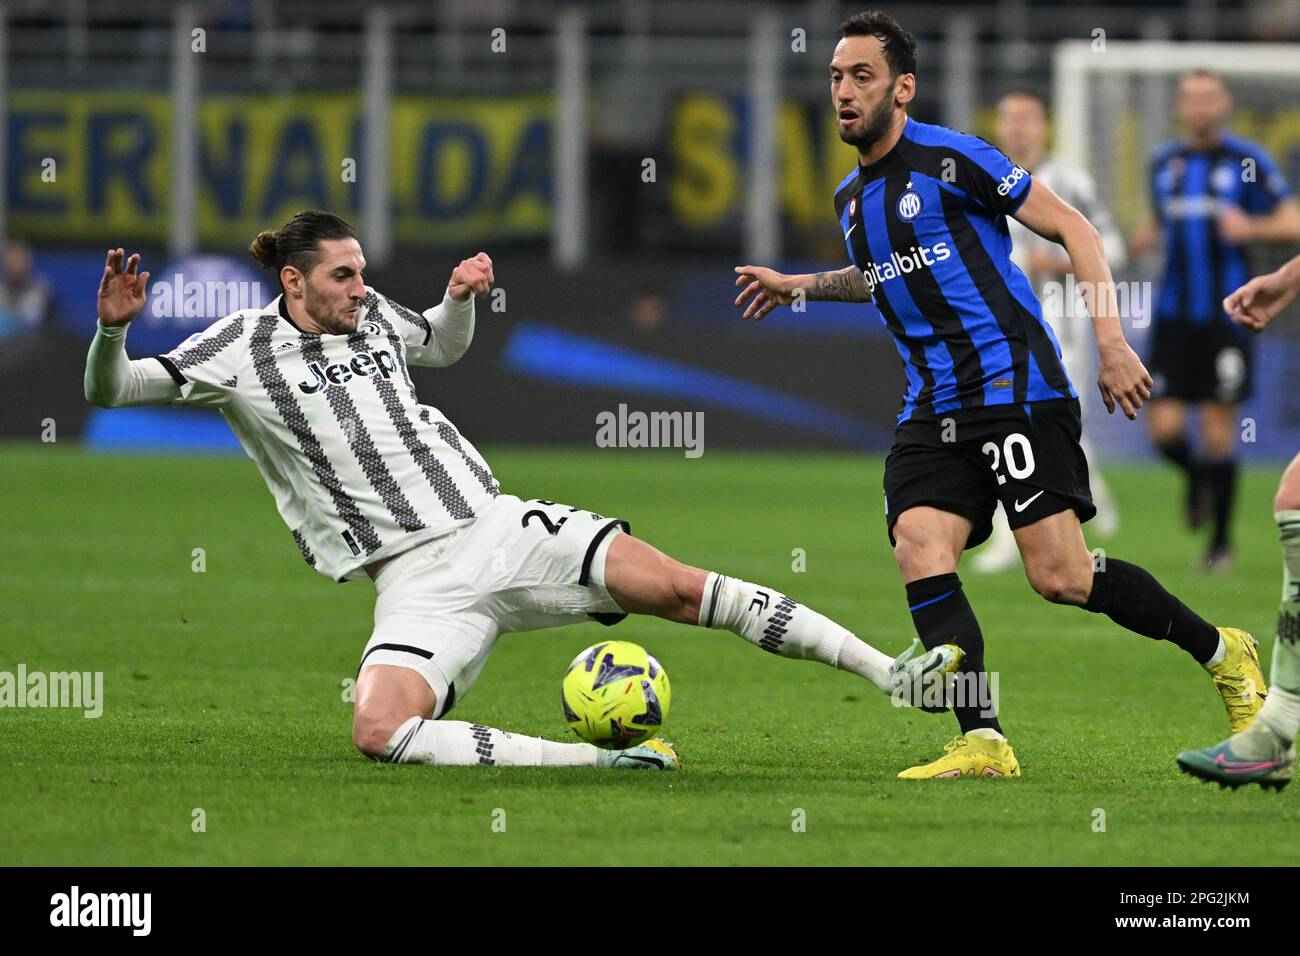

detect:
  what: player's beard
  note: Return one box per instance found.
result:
[839,93,896,152]
[305,289,358,334]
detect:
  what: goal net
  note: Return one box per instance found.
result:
[1052,41,1300,451]
[1053,41,1300,240]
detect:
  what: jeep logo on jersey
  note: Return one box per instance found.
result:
[860,242,953,298]
[996,165,1028,196]
[896,190,922,221]
[297,348,397,394]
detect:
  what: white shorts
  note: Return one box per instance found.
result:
[358,495,629,717]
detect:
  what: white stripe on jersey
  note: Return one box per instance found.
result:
[160,286,499,582]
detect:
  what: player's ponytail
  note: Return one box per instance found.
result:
[249,230,280,270]
[248,211,356,287]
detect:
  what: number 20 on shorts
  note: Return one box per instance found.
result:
[981,433,1036,486]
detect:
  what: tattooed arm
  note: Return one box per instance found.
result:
[732,264,870,320]
[808,266,871,302]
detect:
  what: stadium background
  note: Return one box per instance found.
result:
[2,0,1298,459]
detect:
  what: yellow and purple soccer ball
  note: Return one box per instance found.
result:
[562,640,671,749]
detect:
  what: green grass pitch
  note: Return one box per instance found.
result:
[3,440,1299,865]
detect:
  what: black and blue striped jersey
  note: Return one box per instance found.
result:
[834,117,1075,423]
[1149,134,1291,326]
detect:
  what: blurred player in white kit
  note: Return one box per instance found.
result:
[974,88,1128,573]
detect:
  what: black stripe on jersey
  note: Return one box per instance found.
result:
[346,313,477,521]
[300,337,427,535]
[369,302,430,406]
[847,187,939,416]
[833,173,859,219]
[895,143,1035,398]
[937,188,1028,401]
[900,140,1016,216]
[895,142,1071,401]
[1165,148,1191,318]
[881,175,986,411]
[155,355,186,386]
[1206,147,1225,321]
[379,292,433,347]
[937,188,1071,401]
[249,316,384,555]
[435,422,499,497]
[1154,147,1185,317]
[291,529,317,568]
[169,315,245,369]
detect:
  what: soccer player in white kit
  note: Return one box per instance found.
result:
[1178,252,1300,788]
[85,211,947,771]
[974,89,1128,573]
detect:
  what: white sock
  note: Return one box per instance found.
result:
[1205,636,1227,669]
[967,727,1006,742]
[698,572,893,691]
[1257,686,1300,745]
[382,717,599,767]
[1272,511,1300,693]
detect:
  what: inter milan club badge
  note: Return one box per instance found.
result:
[896,189,922,221]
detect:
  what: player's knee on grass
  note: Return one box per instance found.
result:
[352,664,437,760]
[353,714,401,760]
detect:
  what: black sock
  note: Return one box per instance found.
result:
[1084,557,1219,663]
[1156,437,1203,521]
[1202,457,1238,552]
[906,573,1001,734]
[1155,436,1194,473]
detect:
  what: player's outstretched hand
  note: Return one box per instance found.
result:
[1223,269,1298,332]
[448,252,494,301]
[97,248,150,327]
[733,265,796,321]
[1097,339,1153,420]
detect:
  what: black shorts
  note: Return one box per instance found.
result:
[883,398,1096,550]
[1148,319,1253,404]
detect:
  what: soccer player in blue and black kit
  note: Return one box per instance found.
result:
[1131,69,1299,571]
[733,10,1266,779]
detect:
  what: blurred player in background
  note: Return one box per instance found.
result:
[973,88,1128,574]
[85,211,947,774]
[0,239,55,337]
[1179,253,1300,789]
[1131,69,1300,571]
[733,10,1266,780]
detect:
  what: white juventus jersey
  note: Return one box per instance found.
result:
[1008,157,1127,303]
[155,287,500,582]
